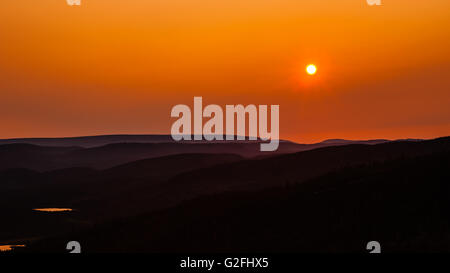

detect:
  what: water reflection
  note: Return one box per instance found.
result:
[0,245,26,252]
[33,208,73,212]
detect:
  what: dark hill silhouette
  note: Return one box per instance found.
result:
[0,135,425,171]
[319,139,389,145]
[0,134,175,148]
[3,137,445,222]
[0,142,283,171]
[1,136,449,249]
[0,134,277,147]
[319,138,423,145]
[0,134,398,148]
[0,144,80,171]
[155,137,450,198]
[0,141,370,171]
[23,147,450,252]
[104,153,243,181]
[0,153,243,242]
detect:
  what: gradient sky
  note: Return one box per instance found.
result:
[1,0,449,143]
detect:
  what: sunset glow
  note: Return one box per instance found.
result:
[0,0,449,143]
[0,0,449,255]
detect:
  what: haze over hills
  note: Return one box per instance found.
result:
[0,134,274,148]
[27,150,450,253]
[5,136,447,253]
[0,142,288,171]
[319,138,423,145]
[0,135,176,148]
[319,139,389,145]
[1,136,448,251]
[0,135,424,171]
[0,134,420,148]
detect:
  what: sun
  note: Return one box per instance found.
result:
[306,64,317,75]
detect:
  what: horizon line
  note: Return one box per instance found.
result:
[0,133,438,145]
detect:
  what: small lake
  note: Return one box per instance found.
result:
[0,209,75,252]
[33,208,73,212]
[0,245,26,252]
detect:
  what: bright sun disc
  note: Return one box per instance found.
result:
[306,64,317,75]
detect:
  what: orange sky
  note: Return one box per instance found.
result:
[0,0,449,143]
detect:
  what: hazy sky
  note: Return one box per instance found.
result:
[1,0,449,142]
